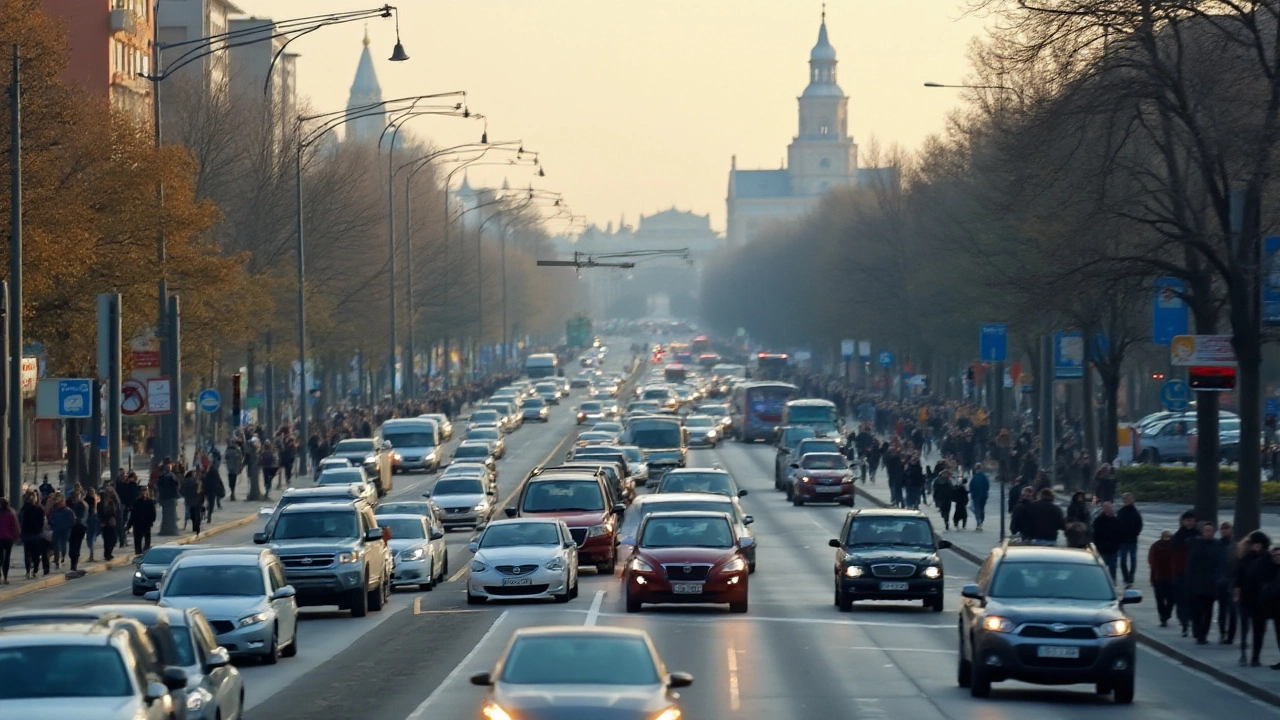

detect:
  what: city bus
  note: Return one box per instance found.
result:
[730,381,800,442]
[691,335,712,355]
[782,398,844,446]
[753,353,790,380]
[664,364,688,384]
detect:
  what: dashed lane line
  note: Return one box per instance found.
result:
[404,610,509,720]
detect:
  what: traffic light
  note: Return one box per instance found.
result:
[1151,372,1165,381]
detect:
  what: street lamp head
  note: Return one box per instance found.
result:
[538,167,546,177]
[390,41,410,62]
[481,130,488,144]
[923,82,945,87]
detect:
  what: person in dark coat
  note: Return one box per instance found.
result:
[952,479,970,530]
[1066,492,1091,525]
[933,469,954,531]
[1237,531,1272,665]
[130,487,157,555]
[1009,486,1035,539]
[1092,502,1123,577]
[904,456,925,510]
[1149,530,1176,627]
[1187,522,1224,645]
[1256,546,1280,667]
[224,441,243,501]
[18,491,49,578]
[180,470,204,535]
[968,464,990,531]
[1219,522,1238,645]
[1117,493,1144,588]
[203,466,224,523]
[1022,488,1066,544]
[1172,510,1199,637]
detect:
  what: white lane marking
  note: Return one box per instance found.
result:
[726,644,741,710]
[584,590,605,626]
[843,646,952,654]
[405,610,509,720]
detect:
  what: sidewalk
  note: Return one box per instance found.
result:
[0,493,264,603]
[852,472,1280,706]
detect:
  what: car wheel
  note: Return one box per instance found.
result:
[749,560,757,575]
[369,576,387,611]
[729,597,749,614]
[1096,682,1112,695]
[929,596,944,612]
[422,561,435,591]
[132,587,146,597]
[281,626,298,658]
[837,584,853,612]
[440,554,449,581]
[554,575,571,604]
[792,493,804,507]
[466,589,486,605]
[349,583,369,617]
[969,659,991,698]
[1113,675,1135,704]
[262,627,279,665]
[570,574,580,599]
[596,551,616,574]
[625,585,642,613]
[957,645,972,688]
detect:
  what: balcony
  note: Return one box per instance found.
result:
[110,9,139,36]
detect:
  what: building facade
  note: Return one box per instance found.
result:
[726,19,882,246]
[156,0,242,95]
[42,0,156,120]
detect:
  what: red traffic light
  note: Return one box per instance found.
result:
[1151,372,1165,380]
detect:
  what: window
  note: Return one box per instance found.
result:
[820,125,830,135]
[819,158,831,170]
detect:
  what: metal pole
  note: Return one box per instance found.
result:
[8,46,22,505]
[1040,334,1055,481]
[295,144,309,475]
[501,227,509,369]
[168,295,181,464]
[405,175,414,398]
[89,379,102,488]
[0,282,9,508]
[265,330,274,432]
[151,9,171,464]
[387,127,397,404]
[108,292,121,485]
[476,219,483,378]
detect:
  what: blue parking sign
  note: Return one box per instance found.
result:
[878,351,894,368]
[980,324,1007,362]
[58,379,93,418]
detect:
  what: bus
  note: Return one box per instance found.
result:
[691,335,712,355]
[668,342,692,365]
[525,353,559,379]
[730,382,800,442]
[664,364,688,384]
[753,353,790,380]
[782,399,843,443]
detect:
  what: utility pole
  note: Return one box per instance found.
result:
[8,45,22,506]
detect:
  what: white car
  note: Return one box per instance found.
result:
[466,519,580,605]
[378,514,449,591]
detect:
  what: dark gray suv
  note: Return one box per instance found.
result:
[958,543,1142,703]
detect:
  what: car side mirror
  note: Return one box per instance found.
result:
[162,666,188,692]
[364,528,384,542]
[961,583,984,601]
[1121,588,1143,605]
[143,590,160,602]
[563,540,577,549]
[204,646,231,671]
[612,502,627,514]
[505,507,518,518]
[739,536,755,549]
[469,672,492,686]
[272,586,297,600]
[467,541,480,553]
[937,540,953,550]
[668,671,694,688]
[737,489,749,497]
[145,681,169,704]
[422,491,432,498]
[430,530,445,541]
[131,555,144,565]
[789,463,799,469]
[253,532,268,544]
[828,538,842,548]
[743,515,754,526]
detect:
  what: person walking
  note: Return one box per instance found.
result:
[116,472,139,546]
[1219,522,1238,644]
[933,469,955,531]
[1149,530,1176,627]
[180,470,204,536]
[279,433,297,487]
[97,489,120,561]
[260,443,279,499]
[969,463,990,531]
[83,487,100,562]
[66,490,88,572]
[1092,501,1122,581]
[224,440,243,501]
[1022,488,1066,545]
[0,498,17,584]
[19,491,49,578]
[1257,547,1280,667]
[1066,492,1091,526]
[1172,510,1199,637]
[884,445,904,507]
[904,455,925,510]
[130,487,157,555]
[47,493,74,570]
[1187,522,1223,645]
[952,478,970,530]
[245,438,262,498]
[1236,531,1271,666]
[203,464,224,524]
[1117,493,1143,588]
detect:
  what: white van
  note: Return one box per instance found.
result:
[525,353,559,379]
[380,418,442,473]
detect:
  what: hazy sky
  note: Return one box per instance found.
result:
[238,1,990,232]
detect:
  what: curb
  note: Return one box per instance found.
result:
[853,485,1280,707]
[0,512,259,604]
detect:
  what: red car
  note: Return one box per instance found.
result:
[789,452,855,506]
[623,511,751,613]
[505,471,624,573]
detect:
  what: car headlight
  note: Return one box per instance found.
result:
[545,557,566,571]
[471,560,488,573]
[186,687,213,712]
[923,566,942,579]
[801,476,813,484]
[844,565,864,578]
[721,557,746,573]
[400,547,426,561]
[482,702,514,720]
[706,430,718,438]
[238,611,271,628]
[1099,619,1132,637]
[337,551,362,564]
[133,571,145,580]
[391,451,403,462]
[983,616,1016,633]
[630,557,654,572]
[586,524,607,538]
[651,708,682,720]
[474,502,489,513]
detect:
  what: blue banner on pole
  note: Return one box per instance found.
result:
[1265,238,1280,326]
[979,324,1008,362]
[1054,331,1084,379]
[1153,277,1189,345]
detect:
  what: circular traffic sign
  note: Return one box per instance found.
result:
[1160,379,1191,412]
[198,388,221,413]
[878,351,895,368]
[121,379,146,416]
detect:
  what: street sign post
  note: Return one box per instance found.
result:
[146,377,172,415]
[1153,277,1190,345]
[841,339,855,360]
[858,340,871,361]
[198,388,221,414]
[35,379,93,418]
[1160,380,1192,412]
[878,351,894,368]
[1054,331,1084,379]
[980,324,1008,362]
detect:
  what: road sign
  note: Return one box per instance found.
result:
[858,340,871,360]
[1153,277,1190,345]
[198,388,221,413]
[58,379,92,418]
[1171,335,1237,367]
[1160,380,1192,412]
[146,377,172,415]
[1054,331,1084,379]
[841,339,855,360]
[878,351,894,368]
[121,379,146,415]
[1267,397,1280,418]
[980,324,1008,362]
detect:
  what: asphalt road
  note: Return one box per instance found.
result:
[19,386,1280,719]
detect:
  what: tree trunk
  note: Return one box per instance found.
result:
[1082,334,1098,466]
[1102,371,1121,464]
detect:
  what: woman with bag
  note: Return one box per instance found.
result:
[130,487,157,555]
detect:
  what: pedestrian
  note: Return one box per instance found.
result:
[203,465,224,524]
[66,489,88,572]
[1219,522,1238,644]
[1187,522,1223,645]
[130,487,156,555]
[84,487,100,562]
[933,469,954,530]
[969,463,990,531]
[1172,510,1199,637]
[1117,493,1144,588]
[98,489,120,561]
[1009,486,1035,540]
[47,493,74,570]
[117,471,139,546]
[952,478,970,530]
[1257,547,1280,667]
[904,455,925,510]
[260,443,279,498]
[1021,488,1066,545]
[19,491,50,578]
[246,438,262,496]
[279,433,297,487]
[224,440,243,501]
[1094,463,1117,504]
[1237,531,1271,666]
[884,445,904,507]
[0,497,17,584]
[1066,492,1091,525]
[1093,501,1122,580]
[37,475,54,503]
[180,470,204,535]
[1149,530,1176,627]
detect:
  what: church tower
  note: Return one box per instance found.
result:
[346,28,386,144]
[786,15,858,196]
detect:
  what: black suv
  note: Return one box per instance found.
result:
[829,508,951,612]
[958,542,1142,703]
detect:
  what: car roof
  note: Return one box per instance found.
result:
[172,551,266,567]
[850,507,928,518]
[281,486,359,497]
[802,452,847,460]
[141,543,208,555]
[636,493,733,505]
[529,472,603,483]
[787,398,835,406]
[278,501,358,514]
[459,440,492,447]
[998,544,1101,564]
[86,604,191,627]
[0,621,125,646]
[375,513,428,524]
[641,510,734,523]
[665,468,730,476]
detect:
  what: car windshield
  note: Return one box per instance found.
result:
[580,432,612,441]
[522,398,545,408]
[699,405,729,415]
[797,440,840,455]
[990,561,1117,601]
[685,417,714,428]
[434,479,484,495]
[377,502,432,516]
[593,423,622,432]
[844,517,935,548]
[788,405,839,423]
[632,427,682,448]
[802,454,848,470]
[660,472,735,496]
[0,645,133,698]
[500,635,659,685]
[455,445,489,458]
[334,440,374,453]
[140,546,187,565]
[273,511,358,540]
[536,384,557,393]
[316,470,363,485]
[166,565,265,597]
[640,516,734,548]
[470,430,500,441]
[379,518,426,540]
[623,500,737,536]
[168,626,196,666]
[522,480,605,512]
[383,432,435,448]
[580,402,602,412]
[471,411,499,422]
[480,523,562,548]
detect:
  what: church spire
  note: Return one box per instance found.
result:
[346,26,385,143]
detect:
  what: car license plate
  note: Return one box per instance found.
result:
[672,583,703,594]
[501,578,534,587]
[816,486,843,493]
[878,581,909,591]
[1037,646,1080,658]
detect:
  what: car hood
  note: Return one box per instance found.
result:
[842,547,937,564]
[492,683,667,718]
[474,546,561,566]
[0,697,148,720]
[269,539,358,554]
[333,452,369,461]
[985,597,1124,624]
[388,539,428,554]
[160,595,267,622]
[522,510,607,528]
[798,470,849,479]
[433,492,487,507]
[138,562,170,576]
[637,546,737,565]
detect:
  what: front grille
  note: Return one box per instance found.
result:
[1015,645,1099,669]
[209,620,235,635]
[569,528,588,546]
[403,456,421,463]
[484,584,550,596]
[1018,625,1098,640]
[444,507,471,515]
[280,553,335,569]
[662,564,712,582]
[870,563,917,578]
[496,564,540,576]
